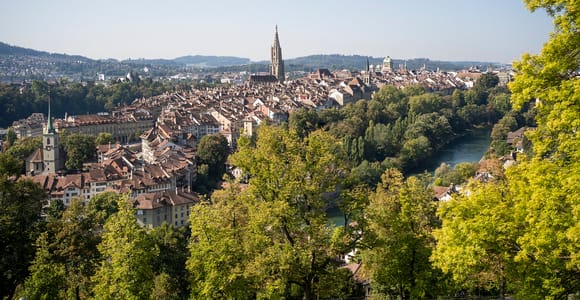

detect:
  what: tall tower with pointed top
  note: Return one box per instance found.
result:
[42,95,61,174]
[363,57,371,86]
[270,25,285,83]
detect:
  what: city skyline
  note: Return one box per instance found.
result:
[1,0,553,63]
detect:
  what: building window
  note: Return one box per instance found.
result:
[181,220,184,225]
[143,217,147,223]
[181,212,184,218]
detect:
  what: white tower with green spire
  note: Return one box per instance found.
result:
[42,95,61,174]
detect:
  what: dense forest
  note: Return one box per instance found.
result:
[0,0,578,299]
[0,76,187,127]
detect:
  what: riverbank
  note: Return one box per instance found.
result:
[407,126,491,176]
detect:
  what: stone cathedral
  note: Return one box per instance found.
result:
[270,25,285,83]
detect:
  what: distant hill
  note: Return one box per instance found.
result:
[0,41,501,83]
[0,42,93,62]
[224,54,499,73]
[123,55,251,68]
[284,54,497,72]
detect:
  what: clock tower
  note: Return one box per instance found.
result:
[42,98,61,174]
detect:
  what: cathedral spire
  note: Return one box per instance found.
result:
[366,57,370,72]
[270,25,285,83]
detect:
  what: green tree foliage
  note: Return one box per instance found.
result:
[0,176,46,299]
[61,133,96,170]
[92,195,157,299]
[507,1,580,294]
[475,73,500,90]
[4,136,42,166]
[190,125,360,299]
[22,232,67,300]
[87,191,120,224]
[508,160,579,298]
[434,162,479,186]
[3,127,17,149]
[288,108,321,138]
[0,78,177,128]
[432,181,517,299]
[510,1,579,163]
[363,169,446,299]
[150,223,189,299]
[409,93,446,115]
[188,183,257,299]
[434,1,580,298]
[0,152,23,176]
[372,85,408,120]
[490,93,512,115]
[196,133,229,184]
[22,198,103,299]
[400,135,431,168]
[95,132,115,145]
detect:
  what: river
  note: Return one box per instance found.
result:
[408,126,491,175]
[327,127,492,226]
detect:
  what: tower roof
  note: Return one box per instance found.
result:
[273,25,280,48]
[46,92,55,134]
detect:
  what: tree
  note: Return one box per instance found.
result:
[95,132,115,145]
[196,134,229,183]
[224,125,357,299]
[150,223,189,299]
[0,176,46,299]
[0,152,22,176]
[288,108,321,138]
[363,169,446,299]
[61,133,96,170]
[432,181,518,299]
[3,127,17,149]
[22,233,67,300]
[21,198,103,299]
[506,0,580,296]
[92,195,157,299]
[399,135,431,167]
[4,136,42,168]
[409,93,445,115]
[87,191,120,225]
[434,2,580,297]
[475,73,500,90]
[188,182,257,299]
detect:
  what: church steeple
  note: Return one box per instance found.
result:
[42,90,61,174]
[270,25,285,83]
[46,93,55,134]
[363,57,371,86]
[366,57,370,72]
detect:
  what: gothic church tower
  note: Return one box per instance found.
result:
[364,57,371,86]
[42,97,62,174]
[270,25,285,83]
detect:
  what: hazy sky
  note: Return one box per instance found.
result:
[0,0,553,63]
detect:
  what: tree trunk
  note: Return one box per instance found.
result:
[499,274,506,300]
[303,281,314,300]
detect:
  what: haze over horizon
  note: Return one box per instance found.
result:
[1,0,552,64]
